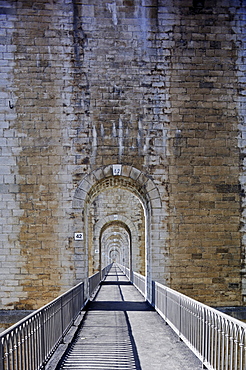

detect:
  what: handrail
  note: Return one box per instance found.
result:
[101,263,113,280]
[0,263,113,370]
[154,281,246,370]
[117,264,130,280]
[132,271,146,296]
[118,264,246,370]
[88,263,113,296]
[88,272,101,296]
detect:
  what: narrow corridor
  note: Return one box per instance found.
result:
[57,266,201,369]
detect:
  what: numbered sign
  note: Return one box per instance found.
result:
[113,164,122,176]
[74,233,83,241]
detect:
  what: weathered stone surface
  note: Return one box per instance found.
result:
[0,0,245,309]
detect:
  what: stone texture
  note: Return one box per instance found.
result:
[0,0,245,309]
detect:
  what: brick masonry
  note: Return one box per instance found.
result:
[0,0,245,309]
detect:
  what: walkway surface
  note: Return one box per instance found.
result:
[57,266,202,370]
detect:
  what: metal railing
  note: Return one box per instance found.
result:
[118,264,246,370]
[0,264,113,370]
[154,281,246,370]
[132,271,146,296]
[102,264,113,281]
[88,263,113,296]
[117,264,145,294]
[88,272,101,296]
[0,281,84,370]
[117,264,130,280]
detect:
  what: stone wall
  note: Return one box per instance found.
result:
[0,0,245,309]
[167,1,244,306]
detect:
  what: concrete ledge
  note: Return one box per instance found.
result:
[215,306,246,321]
[0,310,34,324]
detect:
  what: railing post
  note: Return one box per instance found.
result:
[81,282,84,311]
[0,339,3,370]
[130,269,133,284]
[61,295,64,342]
[72,288,75,325]
[179,296,182,339]
[165,287,167,321]
[202,308,206,368]
[40,310,46,368]
[151,280,155,307]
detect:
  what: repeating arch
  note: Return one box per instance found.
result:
[101,223,129,266]
[72,164,162,213]
[95,215,138,251]
[72,164,163,302]
[97,217,135,272]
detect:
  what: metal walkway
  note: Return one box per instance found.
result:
[56,266,201,370]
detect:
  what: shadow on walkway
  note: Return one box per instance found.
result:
[88,300,153,311]
[58,266,143,369]
[57,266,202,370]
[101,280,132,285]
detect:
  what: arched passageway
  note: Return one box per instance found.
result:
[73,164,164,302]
[88,188,145,277]
[99,221,131,269]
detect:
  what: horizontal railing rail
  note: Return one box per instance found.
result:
[118,264,246,370]
[0,263,113,370]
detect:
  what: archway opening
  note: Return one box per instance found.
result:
[73,164,163,303]
[86,183,146,278]
[100,221,130,268]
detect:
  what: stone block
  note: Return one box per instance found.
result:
[129,167,141,181]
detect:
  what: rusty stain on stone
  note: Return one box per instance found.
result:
[0,0,245,310]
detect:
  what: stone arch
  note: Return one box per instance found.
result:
[100,222,129,266]
[72,164,162,212]
[96,217,136,273]
[108,247,120,263]
[95,215,138,255]
[101,223,130,267]
[72,164,163,302]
